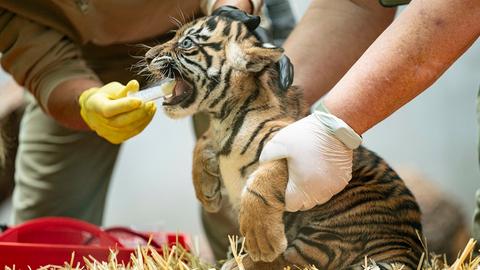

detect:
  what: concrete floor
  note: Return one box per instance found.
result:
[1,0,479,242]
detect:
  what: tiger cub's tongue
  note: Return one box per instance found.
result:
[173,79,188,97]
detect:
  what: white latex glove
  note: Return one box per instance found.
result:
[259,111,359,212]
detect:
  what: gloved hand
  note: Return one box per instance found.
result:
[212,5,294,91]
[79,80,156,144]
[260,111,362,212]
[211,5,261,31]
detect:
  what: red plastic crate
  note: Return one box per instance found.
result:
[0,217,188,269]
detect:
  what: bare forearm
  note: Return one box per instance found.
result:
[324,0,480,134]
[284,0,395,106]
[47,78,101,131]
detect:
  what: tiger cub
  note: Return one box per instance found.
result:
[144,15,423,270]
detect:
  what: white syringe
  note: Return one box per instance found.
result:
[128,78,176,102]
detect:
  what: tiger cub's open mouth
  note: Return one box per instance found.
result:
[146,56,194,106]
[163,78,193,106]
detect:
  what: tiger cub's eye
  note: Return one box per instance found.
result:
[180,38,194,49]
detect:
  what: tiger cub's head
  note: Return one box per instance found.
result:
[145,15,284,118]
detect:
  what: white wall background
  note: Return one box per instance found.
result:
[1,1,479,242]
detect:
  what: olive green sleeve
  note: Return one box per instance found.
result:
[0,9,99,113]
[379,0,411,7]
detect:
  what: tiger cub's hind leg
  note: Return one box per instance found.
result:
[193,129,222,213]
[239,159,288,262]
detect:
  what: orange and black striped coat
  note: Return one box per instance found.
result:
[144,15,423,270]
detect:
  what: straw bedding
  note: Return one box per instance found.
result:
[9,237,478,270]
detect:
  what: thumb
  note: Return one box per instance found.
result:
[284,180,304,212]
[259,140,289,163]
[116,80,140,98]
[98,97,142,117]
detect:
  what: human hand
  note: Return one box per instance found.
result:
[212,4,259,30]
[260,111,361,212]
[79,80,156,144]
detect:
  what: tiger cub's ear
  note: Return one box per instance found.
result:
[227,42,284,72]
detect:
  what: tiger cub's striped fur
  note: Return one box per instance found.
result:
[145,15,423,270]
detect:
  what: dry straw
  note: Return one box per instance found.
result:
[6,237,479,270]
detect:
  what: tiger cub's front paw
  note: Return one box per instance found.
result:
[193,152,223,213]
[196,167,222,213]
[239,190,287,262]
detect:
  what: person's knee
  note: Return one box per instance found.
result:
[13,99,119,224]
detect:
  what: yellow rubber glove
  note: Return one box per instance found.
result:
[79,80,156,144]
